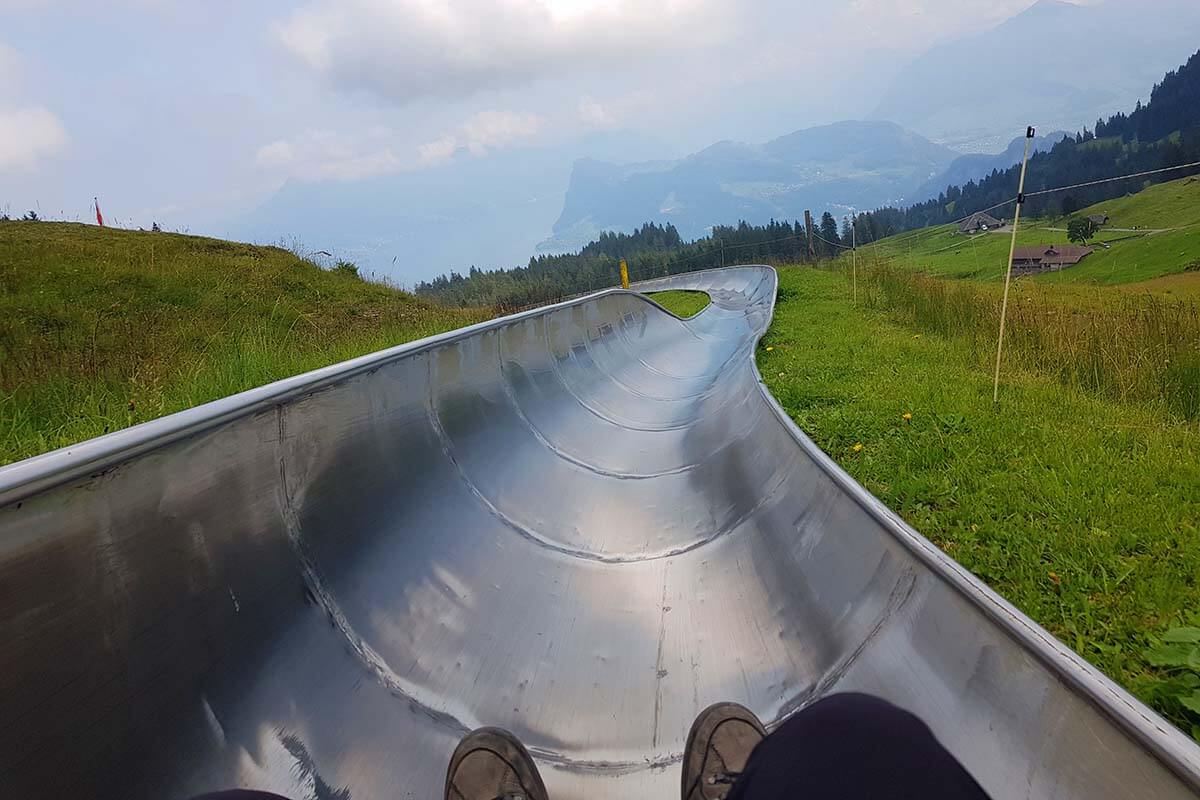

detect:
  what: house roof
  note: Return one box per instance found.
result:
[1087,213,1109,224]
[964,211,1003,226]
[1012,244,1094,266]
[959,211,1003,231]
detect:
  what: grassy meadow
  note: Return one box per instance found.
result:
[839,176,1200,420]
[859,266,1200,419]
[643,289,710,317]
[0,221,487,465]
[865,176,1200,284]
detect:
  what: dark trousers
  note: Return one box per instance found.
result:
[729,693,991,800]
[194,693,990,800]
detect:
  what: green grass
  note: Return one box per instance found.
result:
[854,264,1200,419]
[760,266,1200,736]
[841,175,1200,421]
[0,221,487,465]
[864,176,1200,285]
[644,289,711,317]
[1068,175,1200,230]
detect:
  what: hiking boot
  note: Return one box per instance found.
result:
[444,727,549,800]
[681,702,767,800]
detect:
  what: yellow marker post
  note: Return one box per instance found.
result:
[619,258,630,289]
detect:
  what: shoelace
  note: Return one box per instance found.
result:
[697,771,743,800]
[708,771,741,786]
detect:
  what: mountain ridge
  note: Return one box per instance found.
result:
[542,120,958,253]
[912,130,1066,201]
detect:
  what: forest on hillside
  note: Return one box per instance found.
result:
[415,218,846,309]
[417,49,1200,309]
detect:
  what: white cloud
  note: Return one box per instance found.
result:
[578,99,617,129]
[274,0,733,105]
[576,91,655,130]
[254,129,403,181]
[0,43,68,172]
[0,106,68,171]
[418,110,542,165]
[417,137,458,166]
[257,111,542,179]
[459,110,542,154]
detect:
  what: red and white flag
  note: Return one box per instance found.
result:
[94,197,104,227]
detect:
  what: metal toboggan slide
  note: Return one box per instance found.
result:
[2,266,1199,798]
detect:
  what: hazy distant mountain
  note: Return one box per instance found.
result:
[542,120,957,252]
[873,0,1200,151]
[227,155,562,286]
[226,132,669,285]
[913,130,1065,201]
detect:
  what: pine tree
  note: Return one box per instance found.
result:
[819,212,840,255]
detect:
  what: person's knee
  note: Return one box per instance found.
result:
[775,692,932,746]
[730,693,990,800]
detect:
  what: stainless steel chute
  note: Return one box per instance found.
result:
[2,266,1197,798]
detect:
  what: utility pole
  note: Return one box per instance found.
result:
[993,126,1036,404]
[803,210,816,262]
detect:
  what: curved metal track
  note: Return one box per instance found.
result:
[1,266,1198,798]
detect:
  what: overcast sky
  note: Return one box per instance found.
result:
[1,0,1064,233]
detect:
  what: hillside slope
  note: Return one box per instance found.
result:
[0,222,487,465]
[865,175,1200,286]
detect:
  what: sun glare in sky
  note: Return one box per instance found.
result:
[542,0,601,21]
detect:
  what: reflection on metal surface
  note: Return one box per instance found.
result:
[1,266,1198,799]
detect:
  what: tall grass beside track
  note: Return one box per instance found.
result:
[860,264,1200,419]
